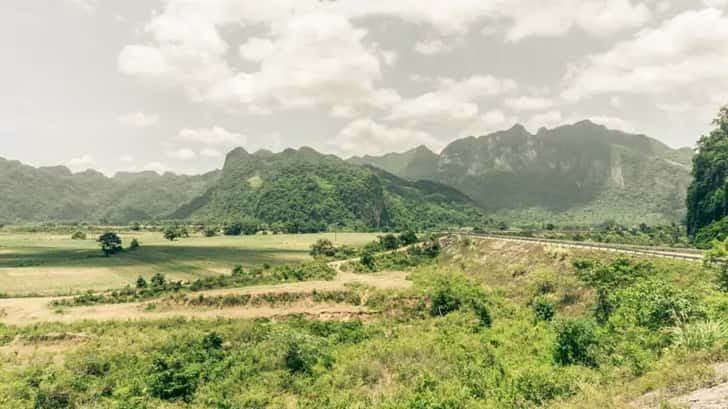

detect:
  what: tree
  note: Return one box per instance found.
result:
[687,105,728,237]
[379,234,400,250]
[310,239,336,258]
[129,238,140,250]
[98,232,123,256]
[203,226,217,237]
[163,226,180,241]
[553,318,598,367]
[151,273,166,289]
[224,223,243,236]
[136,276,147,289]
[398,230,418,246]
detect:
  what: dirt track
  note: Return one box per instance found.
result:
[0,270,411,326]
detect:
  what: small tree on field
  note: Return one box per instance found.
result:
[398,230,418,246]
[150,273,166,289]
[136,276,147,289]
[71,231,86,240]
[129,238,140,250]
[163,226,180,241]
[379,234,400,250]
[98,232,123,256]
[310,239,336,258]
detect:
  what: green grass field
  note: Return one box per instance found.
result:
[0,231,379,296]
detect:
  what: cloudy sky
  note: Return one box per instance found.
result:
[2,0,727,175]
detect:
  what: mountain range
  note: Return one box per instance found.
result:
[0,120,693,227]
[351,120,693,225]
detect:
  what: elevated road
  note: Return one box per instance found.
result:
[451,232,705,262]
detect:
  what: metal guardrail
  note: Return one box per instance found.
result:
[443,232,705,262]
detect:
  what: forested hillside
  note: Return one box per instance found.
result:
[0,158,219,224]
[687,106,728,245]
[174,147,486,231]
[352,120,693,225]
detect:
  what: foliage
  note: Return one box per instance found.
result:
[608,280,704,330]
[379,234,400,250]
[532,296,556,322]
[70,231,86,240]
[687,105,728,236]
[97,232,122,256]
[553,318,599,367]
[310,239,336,258]
[670,320,728,351]
[129,238,140,250]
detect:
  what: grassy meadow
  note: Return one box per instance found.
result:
[0,231,379,296]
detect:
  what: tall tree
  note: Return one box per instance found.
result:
[687,105,728,236]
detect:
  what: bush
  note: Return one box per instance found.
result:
[129,238,140,250]
[513,368,574,405]
[360,253,376,270]
[136,276,147,289]
[671,320,728,351]
[398,230,418,246]
[150,273,166,289]
[379,234,400,250]
[203,226,217,237]
[553,318,599,367]
[310,239,336,258]
[98,232,122,256]
[34,387,74,409]
[532,297,555,322]
[430,285,462,317]
[609,280,703,330]
[71,231,86,240]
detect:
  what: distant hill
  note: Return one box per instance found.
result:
[351,121,693,225]
[173,147,486,231]
[0,157,220,224]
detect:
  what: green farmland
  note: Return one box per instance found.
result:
[0,231,379,296]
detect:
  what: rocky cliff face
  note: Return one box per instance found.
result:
[352,120,692,224]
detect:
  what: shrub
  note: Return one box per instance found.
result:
[71,231,86,240]
[513,367,574,405]
[553,318,599,367]
[97,232,122,256]
[34,387,74,409]
[398,230,418,246]
[532,297,556,322]
[148,355,199,401]
[360,253,376,270]
[430,285,462,317]
[203,226,217,237]
[136,276,147,289]
[379,234,400,250]
[609,280,703,330]
[129,238,140,250]
[150,273,166,289]
[310,239,336,258]
[671,320,727,351]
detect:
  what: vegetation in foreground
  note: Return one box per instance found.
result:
[3,237,728,408]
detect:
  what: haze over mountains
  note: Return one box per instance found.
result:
[352,121,693,225]
[0,121,693,227]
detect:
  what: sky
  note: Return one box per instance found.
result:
[1,0,727,175]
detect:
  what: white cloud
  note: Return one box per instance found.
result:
[200,148,223,158]
[460,109,518,136]
[504,96,555,112]
[68,154,96,169]
[166,148,197,160]
[119,0,648,115]
[120,154,134,162]
[329,105,358,119]
[332,118,442,156]
[66,0,96,15]
[524,111,564,132]
[176,127,245,146]
[141,162,170,174]
[239,38,275,61]
[119,112,159,128]
[387,75,517,122]
[563,8,728,106]
[414,40,451,56]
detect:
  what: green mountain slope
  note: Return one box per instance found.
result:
[0,157,220,224]
[173,147,485,230]
[352,121,693,225]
